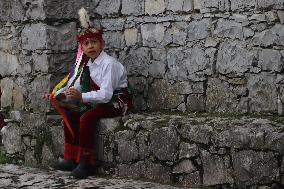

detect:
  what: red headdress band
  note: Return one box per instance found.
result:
[77,28,103,43]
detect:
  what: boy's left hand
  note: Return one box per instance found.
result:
[65,88,82,102]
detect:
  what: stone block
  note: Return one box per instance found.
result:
[179,142,199,159]
[33,52,75,74]
[50,126,64,156]
[115,131,139,162]
[165,22,188,45]
[277,11,284,23]
[197,0,230,13]
[181,124,213,144]
[12,82,25,110]
[201,151,233,186]
[252,24,284,47]
[166,47,187,80]
[247,73,277,112]
[258,49,283,72]
[232,150,279,187]
[188,19,211,41]
[95,0,121,16]
[167,0,193,12]
[150,127,180,161]
[0,78,14,108]
[173,160,196,173]
[231,0,257,11]
[178,172,201,187]
[28,75,52,112]
[121,0,144,15]
[101,18,125,31]
[41,144,56,167]
[257,0,284,9]
[0,51,20,77]
[97,117,121,134]
[217,41,255,74]
[136,131,150,159]
[118,162,146,178]
[22,22,77,51]
[141,23,165,47]
[0,0,25,21]
[43,0,96,19]
[148,60,166,78]
[1,123,23,155]
[147,80,185,110]
[124,28,138,46]
[104,31,125,49]
[122,47,151,76]
[214,19,244,40]
[145,0,166,15]
[144,161,171,184]
[186,94,206,112]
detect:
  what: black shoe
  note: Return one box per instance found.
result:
[70,155,93,179]
[52,159,77,171]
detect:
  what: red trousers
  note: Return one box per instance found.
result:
[62,103,126,166]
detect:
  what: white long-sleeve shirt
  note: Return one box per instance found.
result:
[67,51,128,104]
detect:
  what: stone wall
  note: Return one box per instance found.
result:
[1,0,284,114]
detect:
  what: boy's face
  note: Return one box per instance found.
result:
[81,38,105,59]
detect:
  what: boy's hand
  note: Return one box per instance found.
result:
[43,93,53,100]
[65,88,82,102]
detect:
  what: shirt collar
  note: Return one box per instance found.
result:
[93,51,106,65]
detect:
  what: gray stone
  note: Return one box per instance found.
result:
[179,143,199,159]
[231,0,257,11]
[258,49,283,72]
[122,0,144,15]
[277,11,284,24]
[101,18,125,31]
[178,172,201,187]
[201,150,233,186]
[97,117,121,134]
[24,149,38,167]
[0,51,20,77]
[164,22,188,45]
[12,82,25,110]
[137,131,150,159]
[173,160,196,173]
[1,123,23,155]
[28,75,52,112]
[122,47,151,77]
[95,0,121,16]
[213,122,267,149]
[150,127,180,161]
[252,24,284,47]
[148,60,166,78]
[0,78,14,108]
[167,0,193,12]
[186,94,206,112]
[141,23,165,47]
[144,161,171,184]
[232,150,279,187]
[181,124,213,144]
[152,48,167,61]
[22,23,77,51]
[188,19,211,41]
[115,131,139,162]
[206,77,247,113]
[33,52,76,74]
[124,28,138,46]
[147,80,185,110]
[185,46,212,77]
[264,131,284,154]
[118,161,146,179]
[166,47,187,80]
[198,0,230,13]
[257,0,284,9]
[145,0,166,15]
[214,19,244,40]
[281,158,284,185]
[217,41,255,74]
[50,126,64,156]
[41,144,56,167]
[0,0,25,21]
[247,73,277,112]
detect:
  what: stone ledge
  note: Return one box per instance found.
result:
[1,112,284,188]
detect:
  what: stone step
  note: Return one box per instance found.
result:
[0,164,187,189]
[1,112,284,188]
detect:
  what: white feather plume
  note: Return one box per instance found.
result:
[78,7,92,29]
